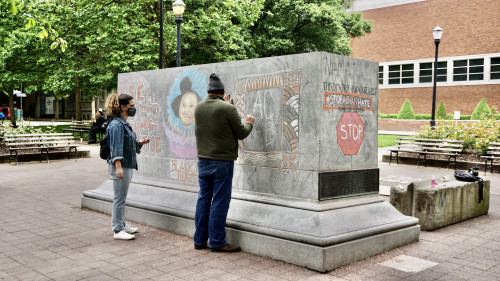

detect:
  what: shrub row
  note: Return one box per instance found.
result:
[416,114,500,154]
[379,113,500,120]
[380,98,498,120]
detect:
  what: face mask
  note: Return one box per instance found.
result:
[126,107,136,117]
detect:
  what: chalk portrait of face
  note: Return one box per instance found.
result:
[171,77,201,127]
[164,70,207,159]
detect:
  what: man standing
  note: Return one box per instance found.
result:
[194,73,255,252]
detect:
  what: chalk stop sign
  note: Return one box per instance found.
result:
[337,112,364,155]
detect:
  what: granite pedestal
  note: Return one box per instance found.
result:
[82,52,420,272]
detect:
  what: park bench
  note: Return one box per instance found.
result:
[389,137,464,169]
[63,121,92,138]
[480,142,500,174]
[63,121,106,140]
[5,133,79,165]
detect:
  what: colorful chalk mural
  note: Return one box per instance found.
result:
[118,74,166,156]
[234,71,301,172]
[163,69,208,159]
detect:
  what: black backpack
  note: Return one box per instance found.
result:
[454,170,484,203]
[100,118,124,160]
[99,136,110,160]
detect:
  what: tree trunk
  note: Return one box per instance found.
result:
[74,76,82,121]
[34,92,40,118]
[91,97,96,121]
[54,97,60,120]
[8,88,16,128]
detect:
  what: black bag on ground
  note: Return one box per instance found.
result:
[454,170,484,203]
[100,136,110,160]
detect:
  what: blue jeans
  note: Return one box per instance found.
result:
[111,166,133,232]
[194,158,234,248]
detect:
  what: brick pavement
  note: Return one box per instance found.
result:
[1,150,500,280]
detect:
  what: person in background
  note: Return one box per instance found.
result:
[193,73,255,252]
[0,111,5,124]
[105,94,150,240]
[88,109,106,144]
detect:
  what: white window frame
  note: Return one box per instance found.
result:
[379,53,500,89]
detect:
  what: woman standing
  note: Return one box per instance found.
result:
[105,93,150,240]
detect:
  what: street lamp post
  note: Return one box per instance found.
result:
[173,0,185,67]
[430,25,443,130]
[159,0,164,69]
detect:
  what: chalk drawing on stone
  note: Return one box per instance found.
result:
[234,71,300,171]
[170,159,198,184]
[163,69,208,159]
[118,74,166,156]
[323,92,373,111]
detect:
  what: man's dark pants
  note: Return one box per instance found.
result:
[88,126,105,142]
[194,158,234,249]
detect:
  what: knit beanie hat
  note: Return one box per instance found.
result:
[208,73,225,92]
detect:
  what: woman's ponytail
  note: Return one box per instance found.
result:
[105,94,121,117]
[105,93,134,117]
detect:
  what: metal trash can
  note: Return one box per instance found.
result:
[14,109,21,120]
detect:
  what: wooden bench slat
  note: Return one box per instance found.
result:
[396,141,463,148]
[11,145,78,151]
[7,133,73,137]
[397,137,464,143]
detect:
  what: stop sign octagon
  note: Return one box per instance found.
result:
[336,112,364,155]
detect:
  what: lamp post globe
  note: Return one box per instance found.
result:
[173,0,185,67]
[430,25,442,130]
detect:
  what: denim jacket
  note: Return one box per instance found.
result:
[106,116,141,170]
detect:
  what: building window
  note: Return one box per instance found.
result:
[378,66,383,84]
[453,58,484,81]
[419,62,447,83]
[491,57,500,80]
[389,64,414,84]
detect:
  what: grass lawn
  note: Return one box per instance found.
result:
[379,135,407,147]
[32,125,72,134]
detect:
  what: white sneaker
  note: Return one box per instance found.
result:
[124,226,139,234]
[113,231,135,240]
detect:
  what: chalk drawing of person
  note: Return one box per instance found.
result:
[164,70,207,159]
[171,77,201,127]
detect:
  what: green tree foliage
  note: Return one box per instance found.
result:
[436,102,448,119]
[1,0,372,122]
[471,98,492,120]
[397,99,415,119]
[250,0,372,57]
[164,0,265,66]
[0,3,50,127]
[1,0,66,51]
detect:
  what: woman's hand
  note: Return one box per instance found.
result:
[139,139,150,145]
[116,167,124,179]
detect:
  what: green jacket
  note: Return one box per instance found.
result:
[195,95,253,161]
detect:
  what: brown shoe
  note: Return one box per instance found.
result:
[210,244,241,252]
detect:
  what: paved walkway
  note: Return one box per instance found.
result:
[1,148,500,280]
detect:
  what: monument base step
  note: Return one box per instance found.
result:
[82,181,420,272]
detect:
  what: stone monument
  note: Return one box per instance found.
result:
[82,52,419,272]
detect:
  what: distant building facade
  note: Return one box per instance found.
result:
[350,0,500,115]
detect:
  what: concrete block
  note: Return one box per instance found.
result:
[390,179,489,231]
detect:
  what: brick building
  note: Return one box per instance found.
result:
[350,0,500,115]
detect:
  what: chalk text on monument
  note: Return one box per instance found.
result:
[245,88,282,152]
[118,75,166,156]
[322,82,377,96]
[324,91,373,111]
[170,159,198,184]
[336,112,364,156]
